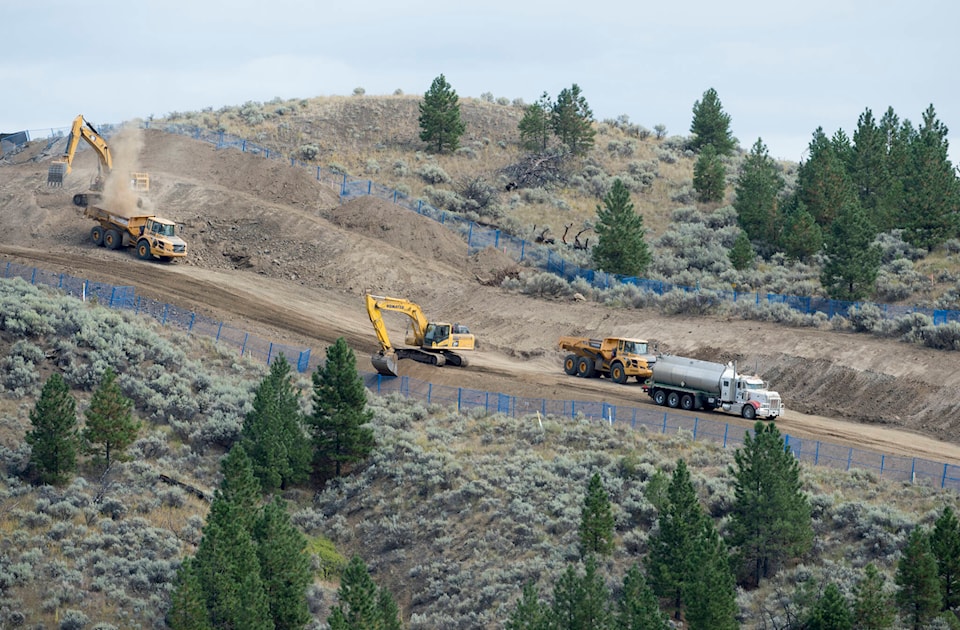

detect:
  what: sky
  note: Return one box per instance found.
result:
[3,0,959,165]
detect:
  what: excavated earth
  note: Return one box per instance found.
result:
[3,128,960,467]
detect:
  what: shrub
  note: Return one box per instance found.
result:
[416,164,452,185]
[298,144,320,161]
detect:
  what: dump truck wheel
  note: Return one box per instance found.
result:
[137,240,151,260]
[681,394,695,410]
[610,362,627,384]
[91,226,105,246]
[741,404,757,420]
[667,392,681,408]
[104,229,122,250]
[563,354,578,375]
[575,356,595,378]
[653,389,667,406]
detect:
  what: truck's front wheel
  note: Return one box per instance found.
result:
[741,404,757,420]
[104,229,122,250]
[91,226,104,246]
[137,240,152,260]
[610,362,627,384]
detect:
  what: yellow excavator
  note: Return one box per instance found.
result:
[47,115,150,206]
[365,294,476,377]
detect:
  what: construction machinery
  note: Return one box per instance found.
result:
[47,115,150,206]
[644,354,783,420]
[84,205,187,261]
[559,336,656,384]
[365,294,475,377]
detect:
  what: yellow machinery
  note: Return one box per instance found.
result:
[365,294,475,376]
[559,336,655,384]
[84,206,187,261]
[47,115,150,204]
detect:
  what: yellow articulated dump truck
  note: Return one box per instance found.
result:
[558,336,655,384]
[84,205,187,261]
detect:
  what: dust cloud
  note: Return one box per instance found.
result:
[101,122,153,217]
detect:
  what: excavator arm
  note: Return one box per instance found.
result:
[365,294,430,348]
[48,115,114,187]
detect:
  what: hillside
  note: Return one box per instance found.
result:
[1,96,960,625]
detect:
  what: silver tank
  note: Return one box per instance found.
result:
[651,355,730,394]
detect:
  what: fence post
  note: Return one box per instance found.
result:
[880,454,885,476]
[267,342,274,365]
[815,442,820,465]
[162,303,169,326]
[662,413,668,434]
[519,239,525,262]
[31,268,37,284]
[457,388,462,412]
[189,312,196,332]
[723,423,728,448]
[216,322,223,341]
[427,383,432,404]
[943,464,949,489]
[847,448,853,470]
[241,332,249,356]
[693,417,698,439]
[4,262,9,277]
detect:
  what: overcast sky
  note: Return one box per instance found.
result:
[3,1,958,165]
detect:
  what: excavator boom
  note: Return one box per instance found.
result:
[48,115,113,187]
[365,294,475,377]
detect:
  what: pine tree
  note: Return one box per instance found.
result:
[852,108,899,232]
[797,127,858,228]
[899,104,960,250]
[253,497,312,630]
[579,471,615,558]
[853,563,896,630]
[646,459,704,620]
[26,373,79,485]
[807,582,853,630]
[728,421,813,587]
[896,527,942,629]
[193,499,273,629]
[242,353,312,492]
[506,581,547,630]
[328,555,382,629]
[617,564,668,630]
[819,199,882,301]
[82,367,140,469]
[418,74,465,153]
[693,143,726,203]
[591,179,650,277]
[519,93,553,153]
[734,138,785,245]
[931,505,960,612]
[729,231,755,271]
[217,444,262,528]
[377,588,404,630]
[551,84,596,156]
[547,556,612,630]
[685,520,738,630]
[167,557,213,630]
[690,87,735,155]
[778,198,823,262]
[308,337,375,478]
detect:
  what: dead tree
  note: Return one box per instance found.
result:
[532,225,555,245]
[573,228,591,250]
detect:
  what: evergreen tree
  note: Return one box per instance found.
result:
[242,353,312,492]
[807,582,853,630]
[551,84,596,156]
[217,444,262,530]
[734,138,785,245]
[690,87,735,155]
[797,127,858,228]
[591,179,651,277]
[899,104,960,250]
[26,373,79,485]
[852,108,899,232]
[418,74,465,153]
[546,556,612,630]
[819,198,882,301]
[728,421,813,587]
[779,198,823,262]
[167,557,214,630]
[729,230,755,271]
[579,471,615,558]
[896,527,942,629]
[253,496,312,630]
[931,505,960,612]
[692,143,726,203]
[82,367,140,469]
[617,564,668,630]
[308,337,375,478]
[647,459,704,620]
[519,92,553,153]
[506,581,547,630]
[853,563,896,630]
[193,499,273,629]
[684,521,738,630]
[377,588,404,630]
[328,555,386,629]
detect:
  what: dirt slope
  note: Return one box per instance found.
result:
[4,129,960,466]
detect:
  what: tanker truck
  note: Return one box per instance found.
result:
[644,354,782,420]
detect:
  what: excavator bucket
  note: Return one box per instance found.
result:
[371,351,399,377]
[48,161,67,186]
